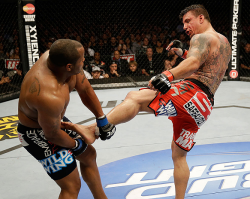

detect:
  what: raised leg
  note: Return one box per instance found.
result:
[106,89,156,125]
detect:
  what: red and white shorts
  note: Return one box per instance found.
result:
[148,80,213,151]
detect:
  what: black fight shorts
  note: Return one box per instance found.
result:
[17,117,84,180]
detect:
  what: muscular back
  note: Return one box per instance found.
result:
[18,51,76,128]
[186,31,231,94]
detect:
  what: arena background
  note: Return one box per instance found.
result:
[0,0,249,103]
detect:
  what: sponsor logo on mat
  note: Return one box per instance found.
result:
[79,142,250,199]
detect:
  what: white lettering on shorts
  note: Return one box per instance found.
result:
[175,129,196,150]
[27,130,52,157]
[183,92,212,127]
[39,149,74,174]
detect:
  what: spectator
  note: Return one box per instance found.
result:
[130,34,136,44]
[97,39,109,55]
[176,23,184,33]
[150,34,158,48]
[137,47,163,76]
[137,37,150,55]
[88,35,98,52]
[89,52,106,73]
[120,28,127,40]
[109,36,118,55]
[163,59,174,71]
[165,48,183,68]
[125,37,133,53]
[76,35,82,43]
[91,66,109,79]
[107,62,120,78]
[163,37,171,49]
[102,33,109,46]
[240,43,250,76]
[131,34,142,54]
[126,61,142,76]
[10,46,20,59]
[120,44,132,55]
[0,75,11,85]
[154,40,166,54]
[83,42,95,57]
[113,50,128,75]
[159,32,166,44]
[179,33,189,50]
[170,30,177,41]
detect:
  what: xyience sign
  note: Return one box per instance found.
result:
[22,1,39,69]
[79,142,250,198]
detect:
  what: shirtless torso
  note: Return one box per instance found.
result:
[18,47,103,147]
[186,31,231,94]
[18,51,77,128]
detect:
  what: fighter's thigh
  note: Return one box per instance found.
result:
[75,144,97,166]
[55,167,81,191]
[126,89,157,113]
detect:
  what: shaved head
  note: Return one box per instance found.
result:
[48,39,83,67]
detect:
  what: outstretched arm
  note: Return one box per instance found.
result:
[74,68,116,141]
[75,68,104,118]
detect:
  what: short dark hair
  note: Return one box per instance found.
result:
[48,39,83,67]
[179,4,211,23]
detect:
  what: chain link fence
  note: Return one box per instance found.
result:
[34,0,232,89]
[0,1,24,102]
[0,0,249,101]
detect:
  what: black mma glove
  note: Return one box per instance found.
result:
[151,74,171,94]
[71,138,88,156]
[170,40,188,59]
[96,115,116,141]
[151,71,174,94]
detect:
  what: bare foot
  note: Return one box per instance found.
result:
[61,122,96,144]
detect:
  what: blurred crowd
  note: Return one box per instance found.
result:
[1,20,250,89]
[0,31,23,91]
[37,23,192,80]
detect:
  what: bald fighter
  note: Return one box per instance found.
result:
[18,39,115,199]
[62,5,231,199]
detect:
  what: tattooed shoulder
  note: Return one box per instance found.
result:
[29,77,40,96]
[188,33,212,64]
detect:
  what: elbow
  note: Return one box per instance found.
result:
[44,131,57,143]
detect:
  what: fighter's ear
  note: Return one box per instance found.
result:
[66,64,72,71]
[199,14,205,24]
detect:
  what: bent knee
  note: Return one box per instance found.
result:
[76,145,97,165]
[61,181,81,196]
[125,91,140,101]
[171,141,187,161]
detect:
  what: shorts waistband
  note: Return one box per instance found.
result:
[185,78,214,106]
[17,122,42,132]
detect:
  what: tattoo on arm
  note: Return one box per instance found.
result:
[187,34,211,65]
[80,69,86,84]
[29,77,40,96]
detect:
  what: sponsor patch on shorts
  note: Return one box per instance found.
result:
[175,128,196,151]
[39,149,74,174]
[183,92,212,127]
[156,99,177,117]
